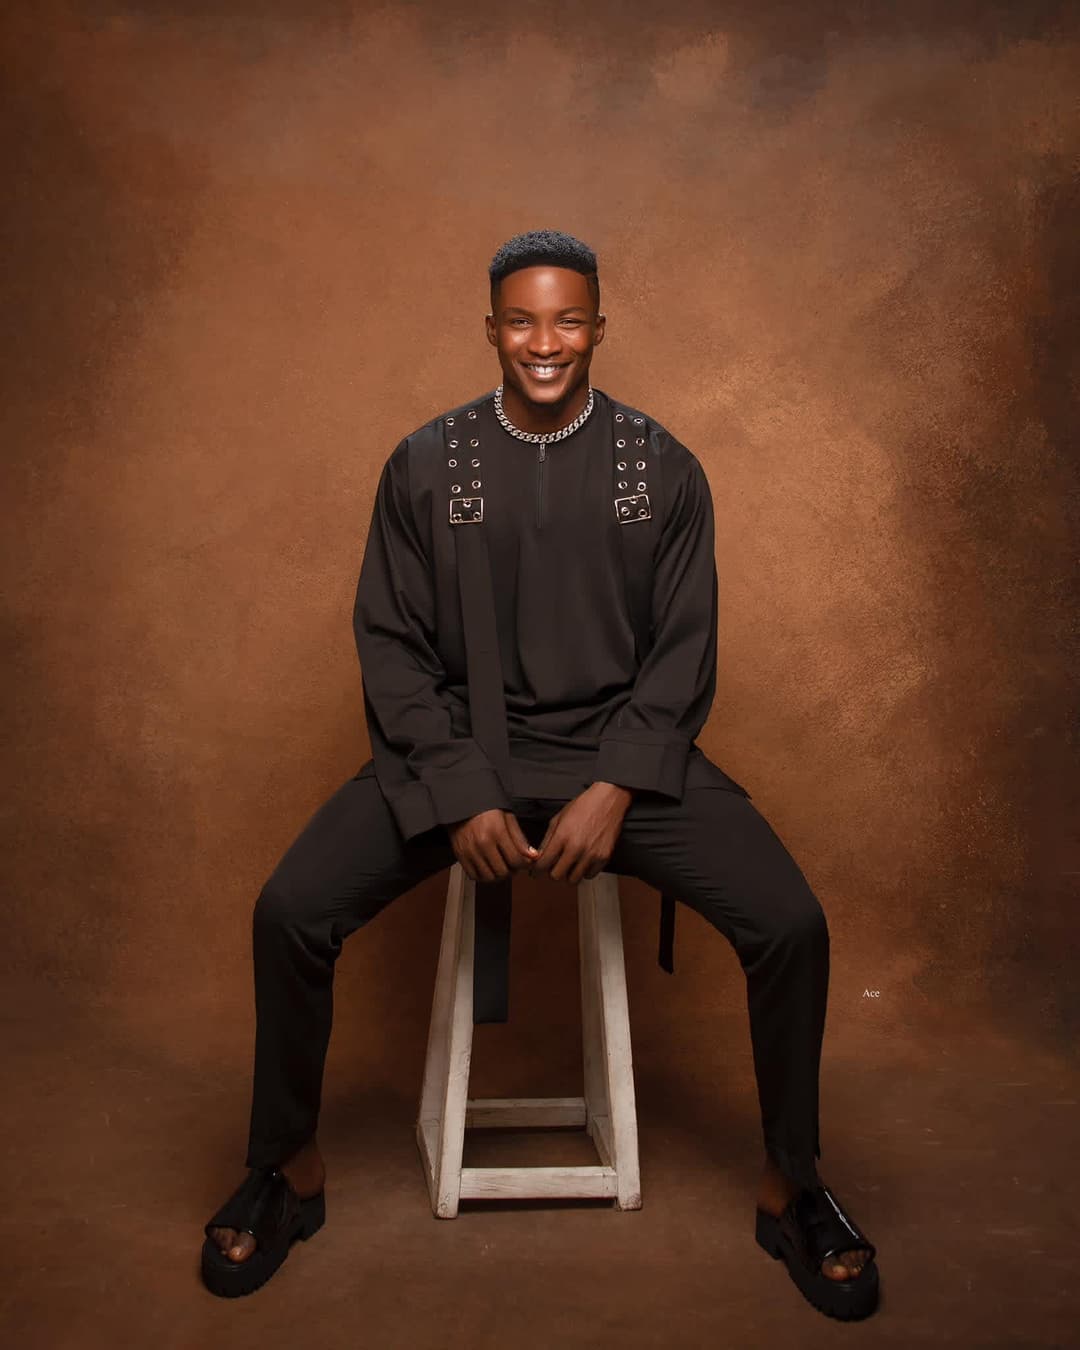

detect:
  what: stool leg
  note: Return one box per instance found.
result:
[579,881,609,1148]
[416,862,475,1218]
[581,874,642,1210]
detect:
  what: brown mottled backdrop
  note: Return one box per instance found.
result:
[3,2,1078,1347]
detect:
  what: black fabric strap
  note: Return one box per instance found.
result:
[608,398,679,976]
[445,408,515,1024]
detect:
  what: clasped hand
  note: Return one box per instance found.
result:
[446,782,633,886]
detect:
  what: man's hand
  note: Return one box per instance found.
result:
[529,781,633,885]
[447,808,538,883]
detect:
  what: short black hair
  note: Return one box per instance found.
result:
[489,229,600,314]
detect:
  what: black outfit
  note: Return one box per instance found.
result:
[243,387,828,1192]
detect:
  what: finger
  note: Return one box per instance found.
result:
[504,814,539,865]
[567,852,598,886]
[546,838,574,883]
[451,840,478,884]
[530,817,561,874]
[558,850,588,885]
[465,845,497,884]
[493,831,525,874]
[477,837,510,882]
[530,832,561,874]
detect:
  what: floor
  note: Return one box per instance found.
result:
[4,974,1075,1350]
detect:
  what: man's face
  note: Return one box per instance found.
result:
[485,265,605,409]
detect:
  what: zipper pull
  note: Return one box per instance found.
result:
[538,440,547,461]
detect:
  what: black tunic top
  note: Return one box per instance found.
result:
[353,385,746,843]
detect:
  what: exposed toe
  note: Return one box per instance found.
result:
[225,1232,257,1263]
[208,1224,256,1263]
[822,1247,871,1280]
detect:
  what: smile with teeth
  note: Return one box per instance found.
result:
[523,362,568,379]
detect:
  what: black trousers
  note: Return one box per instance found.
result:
[244,772,829,1192]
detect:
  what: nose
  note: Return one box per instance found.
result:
[527,323,561,357]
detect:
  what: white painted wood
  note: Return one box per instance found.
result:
[578,880,604,1120]
[416,862,642,1216]
[460,1165,618,1201]
[586,1112,614,1168]
[415,861,473,1218]
[435,865,476,1218]
[465,1097,587,1128]
[415,870,462,1213]
[589,873,642,1209]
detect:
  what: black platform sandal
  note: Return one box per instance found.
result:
[755,1182,879,1320]
[200,1165,326,1298]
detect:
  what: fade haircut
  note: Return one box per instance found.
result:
[489,229,600,315]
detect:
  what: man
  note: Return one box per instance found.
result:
[200,229,880,1319]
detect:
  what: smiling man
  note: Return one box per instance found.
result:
[199,229,880,1320]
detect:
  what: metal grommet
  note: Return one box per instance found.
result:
[448,458,457,467]
[638,506,648,517]
[634,417,644,424]
[618,479,627,489]
[471,479,481,488]
[471,458,480,466]
[636,437,645,445]
[617,460,627,470]
[636,460,646,470]
[620,504,630,516]
[470,438,479,446]
[638,481,646,491]
[616,438,626,448]
[615,413,624,422]
[447,417,455,425]
[449,439,459,448]
[467,409,477,419]
[451,482,461,492]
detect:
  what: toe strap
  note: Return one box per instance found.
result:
[780,1183,877,1272]
[204,1166,298,1248]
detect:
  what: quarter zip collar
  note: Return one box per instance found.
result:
[483,387,611,533]
[536,439,547,529]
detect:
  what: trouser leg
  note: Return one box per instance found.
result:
[243,773,457,1169]
[604,782,830,1192]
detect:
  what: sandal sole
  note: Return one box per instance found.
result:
[755,1206,879,1321]
[201,1190,326,1298]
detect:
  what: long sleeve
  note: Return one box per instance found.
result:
[353,438,512,840]
[592,452,718,801]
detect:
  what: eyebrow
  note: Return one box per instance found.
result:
[501,305,590,316]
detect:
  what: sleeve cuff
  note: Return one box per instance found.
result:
[424,766,513,827]
[592,734,690,800]
[378,766,512,843]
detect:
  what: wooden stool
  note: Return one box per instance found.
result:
[416,861,642,1218]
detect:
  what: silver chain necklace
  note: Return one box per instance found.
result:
[493,382,595,444]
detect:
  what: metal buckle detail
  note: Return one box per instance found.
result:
[450,495,484,524]
[614,492,651,522]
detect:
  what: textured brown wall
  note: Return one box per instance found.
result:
[3,1,1077,1083]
